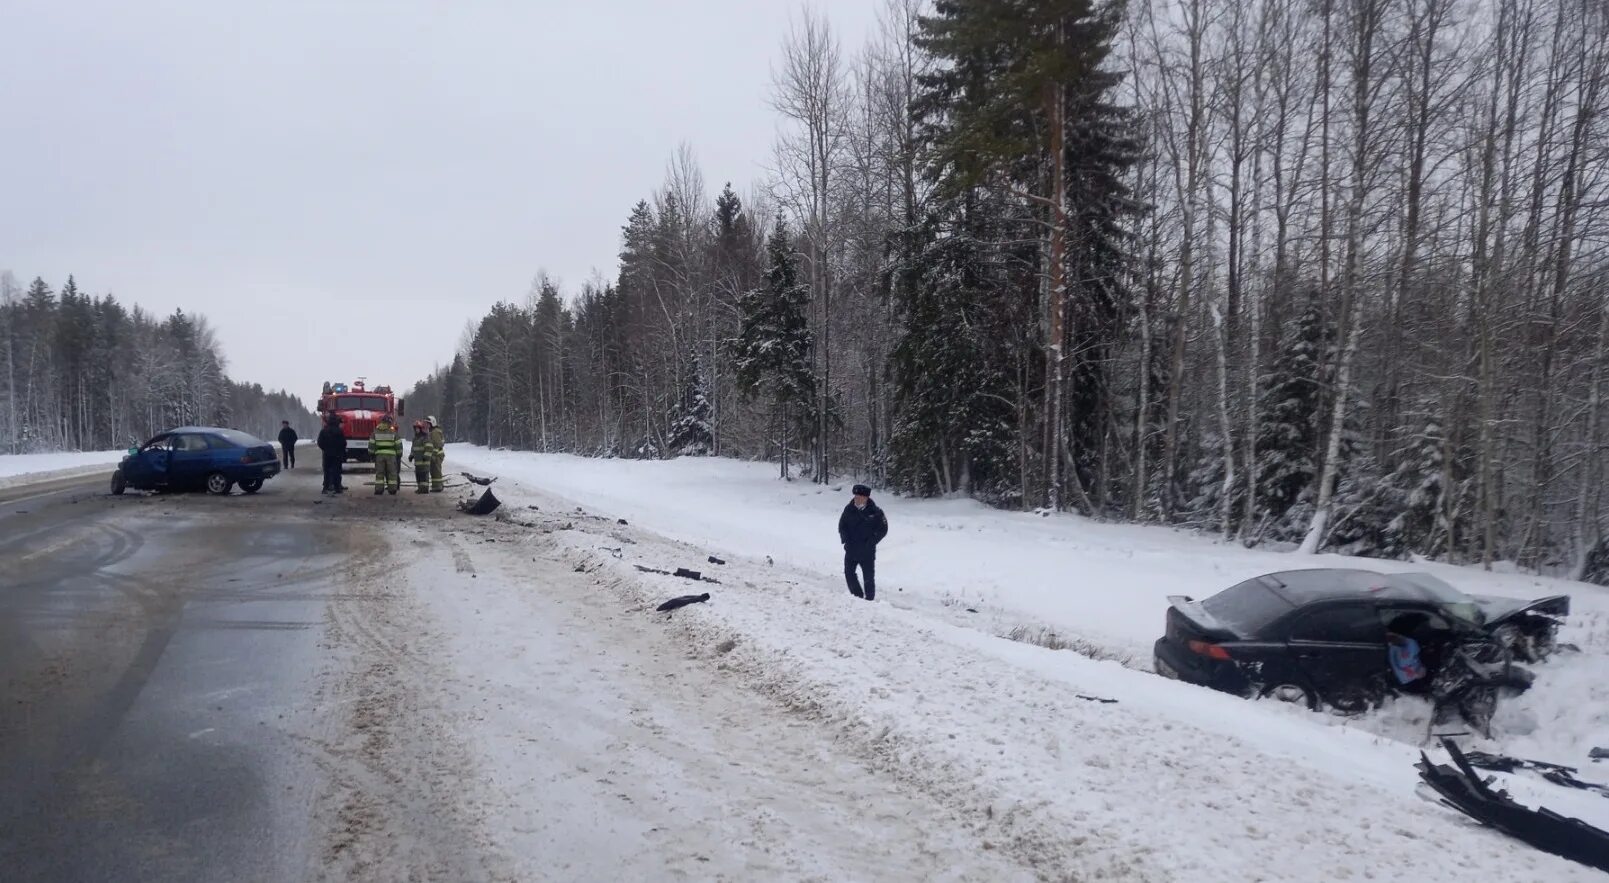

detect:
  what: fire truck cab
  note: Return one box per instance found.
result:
[315,380,405,463]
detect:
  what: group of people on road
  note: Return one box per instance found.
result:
[304,412,445,497]
[286,409,891,599]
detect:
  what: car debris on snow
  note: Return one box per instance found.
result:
[633,564,721,585]
[1416,739,1609,873]
[655,592,711,613]
[457,487,501,515]
[1460,751,1609,797]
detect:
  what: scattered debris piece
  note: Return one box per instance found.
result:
[656,592,711,612]
[1592,747,1609,762]
[617,518,628,525]
[1461,751,1609,795]
[600,546,624,559]
[1074,694,1118,704]
[458,487,501,515]
[1417,739,1609,872]
[527,504,540,511]
[633,564,722,585]
[460,472,497,486]
[965,608,979,613]
[707,555,726,565]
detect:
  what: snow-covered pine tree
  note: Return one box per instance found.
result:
[1253,305,1328,541]
[731,218,817,478]
[667,348,714,456]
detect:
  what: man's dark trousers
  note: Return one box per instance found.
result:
[845,547,875,600]
[322,455,343,492]
[282,443,296,469]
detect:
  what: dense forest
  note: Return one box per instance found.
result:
[0,272,318,451]
[406,0,1608,579]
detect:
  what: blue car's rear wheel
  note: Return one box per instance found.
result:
[206,472,233,495]
[239,478,263,494]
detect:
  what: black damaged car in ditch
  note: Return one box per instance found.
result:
[1153,569,1568,726]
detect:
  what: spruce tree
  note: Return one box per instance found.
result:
[917,0,1138,509]
[890,198,1016,498]
[731,219,817,477]
[1255,305,1328,528]
[667,349,714,456]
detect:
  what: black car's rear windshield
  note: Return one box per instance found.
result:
[332,395,388,411]
[211,429,267,448]
[1202,579,1295,636]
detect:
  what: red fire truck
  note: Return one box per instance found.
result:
[315,380,405,463]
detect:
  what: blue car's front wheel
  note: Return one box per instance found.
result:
[110,469,127,496]
[205,472,233,495]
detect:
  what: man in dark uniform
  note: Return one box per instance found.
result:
[277,420,298,469]
[838,483,889,601]
[317,412,346,495]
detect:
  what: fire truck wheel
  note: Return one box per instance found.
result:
[239,478,264,494]
[205,472,233,496]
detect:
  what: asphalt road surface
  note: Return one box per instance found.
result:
[0,462,452,882]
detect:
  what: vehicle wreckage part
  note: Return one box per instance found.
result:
[458,487,501,515]
[1416,739,1609,873]
[655,593,711,612]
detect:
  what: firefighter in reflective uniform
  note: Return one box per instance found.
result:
[426,415,446,492]
[408,420,434,494]
[369,414,403,495]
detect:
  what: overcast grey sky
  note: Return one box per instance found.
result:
[0,0,879,407]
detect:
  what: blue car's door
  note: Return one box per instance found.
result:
[127,434,175,486]
[169,433,213,482]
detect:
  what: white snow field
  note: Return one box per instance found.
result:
[442,446,1609,881]
[0,450,125,489]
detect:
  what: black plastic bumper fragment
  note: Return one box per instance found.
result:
[1417,739,1609,872]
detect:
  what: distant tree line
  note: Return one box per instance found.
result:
[409,0,1609,581]
[0,272,318,452]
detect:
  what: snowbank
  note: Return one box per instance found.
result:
[447,447,1609,657]
[0,450,126,489]
[446,446,1609,880]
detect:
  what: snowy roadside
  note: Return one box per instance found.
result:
[375,519,1037,882]
[441,452,1603,881]
[0,450,125,490]
[449,448,1609,767]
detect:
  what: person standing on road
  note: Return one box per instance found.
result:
[317,412,346,495]
[426,416,446,492]
[277,420,298,469]
[838,483,889,601]
[408,420,434,495]
[369,414,403,496]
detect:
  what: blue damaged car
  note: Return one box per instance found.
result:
[111,427,281,496]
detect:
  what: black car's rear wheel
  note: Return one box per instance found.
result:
[205,472,233,495]
[239,478,264,494]
[1259,683,1317,710]
[110,469,127,496]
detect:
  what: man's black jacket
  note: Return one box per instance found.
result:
[316,424,345,457]
[839,499,889,552]
[278,426,298,447]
